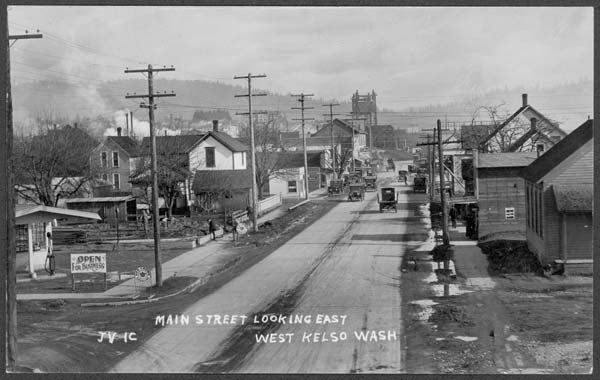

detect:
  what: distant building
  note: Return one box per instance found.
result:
[521,119,593,273]
[351,90,378,131]
[267,152,323,198]
[370,125,397,149]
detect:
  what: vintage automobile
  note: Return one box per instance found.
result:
[328,179,345,196]
[377,187,398,212]
[413,176,427,193]
[364,176,377,191]
[348,184,365,201]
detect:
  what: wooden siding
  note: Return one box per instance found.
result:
[541,185,561,262]
[477,168,526,238]
[565,214,593,260]
[95,140,134,192]
[553,148,593,185]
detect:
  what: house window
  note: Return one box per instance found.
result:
[101,152,108,168]
[205,147,215,168]
[112,151,119,167]
[113,173,120,189]
[102,173,108,182]
[288,180,297,193]
[536,144,545,153]
[505,207,515,220]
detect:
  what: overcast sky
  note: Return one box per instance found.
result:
[8,6,594,110]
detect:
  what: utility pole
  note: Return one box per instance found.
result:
[291,93,314,200]
[125,65,176,287]
[322,103,340,179]
[234,73,267,233]
[6,28,43,371]
[437,120,450,245]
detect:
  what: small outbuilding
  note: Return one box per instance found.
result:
[64,196,136,223]
[16,205,101,277]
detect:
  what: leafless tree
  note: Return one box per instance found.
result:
[130,137,191,219]
[13,123,98,206]
[239,112,286,199]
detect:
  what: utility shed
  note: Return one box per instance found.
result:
[64,196,136,223]
[474,151,538,240]
[521,119,593,273]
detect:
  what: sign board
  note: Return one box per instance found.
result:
[70,253,107,273]
[236,223,248,235]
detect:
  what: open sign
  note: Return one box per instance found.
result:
[70,254,106,273]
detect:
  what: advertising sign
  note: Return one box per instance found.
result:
[70,253,107,273]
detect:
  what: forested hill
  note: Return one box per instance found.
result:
[12,77,592,133]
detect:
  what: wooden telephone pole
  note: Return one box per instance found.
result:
[437,119,450,245]
[125,65,176,287]
[6,27,43,371]
[322,103,340,179]
[234,73,267,233]
[291,93,314,200]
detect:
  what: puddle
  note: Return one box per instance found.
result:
[506,335,519,342]
[431,284,474,297]
[499,368,555,374]
[455,336,478,342]
[409,299,439,322]
[435,337,446,341]
[465,277,496,290]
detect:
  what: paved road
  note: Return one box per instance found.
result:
[112,172,425,373]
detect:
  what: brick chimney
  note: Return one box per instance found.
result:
[117,127,122,136]
[212,120,219,132]
[522,93,528,108]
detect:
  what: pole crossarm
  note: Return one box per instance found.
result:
[9,33,43,40]
[235,111,268,116]
[125,93,176,99]
[124,67,175,73]
[235,94,267,98]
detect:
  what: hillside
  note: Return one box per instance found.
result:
[12,78,592,135]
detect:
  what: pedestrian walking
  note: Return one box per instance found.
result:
[232,219,239,243]
[449,206,457,228]
[208,218,217,240]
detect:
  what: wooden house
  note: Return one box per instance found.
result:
[521,119,593,273]
[267,152,323,198]
[92,128,141,193]
[473,151,538,240]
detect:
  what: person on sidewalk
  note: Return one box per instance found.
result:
[449,206,457,228]
[232,219,239,243]
[208,218,217,240]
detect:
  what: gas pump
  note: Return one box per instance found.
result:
[44,231,56,275]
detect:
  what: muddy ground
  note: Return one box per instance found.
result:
[16,199,337,372]
[401,232,592,374]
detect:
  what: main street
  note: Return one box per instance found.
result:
[112,171,430,373]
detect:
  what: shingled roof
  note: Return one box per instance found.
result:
[106,136,141,157]
[477,152,538,169]
[192,170,253,192]
[141,134,206,154]
[521,119,593,182]
[552,184,593,213]
[273,152,322,169]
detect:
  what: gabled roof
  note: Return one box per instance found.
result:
[552,184,593,213]
[192,170,253,192]
[106,136,141,157]
[313,119,364,137]
[479,104,566,149]
[521,119,593,182]
[203,131,249,152]
[141,134,206,154]
[477,152,538,169]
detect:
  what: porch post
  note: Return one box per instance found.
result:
[27,223,36,278]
